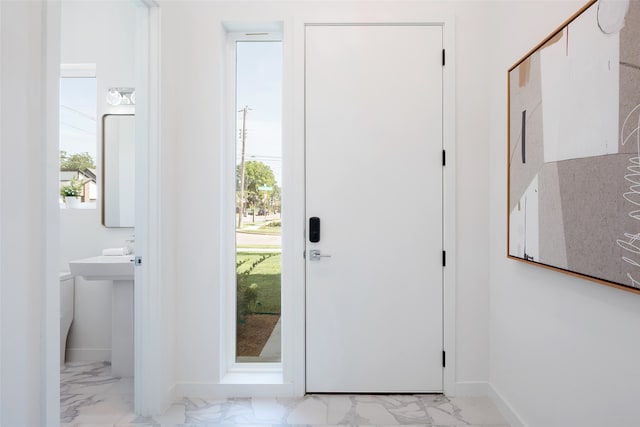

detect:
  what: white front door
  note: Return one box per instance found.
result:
[305,24,444,393]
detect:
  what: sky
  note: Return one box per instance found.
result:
[60,77,97,163]
[59,41,282,183]
[236,41,283,185]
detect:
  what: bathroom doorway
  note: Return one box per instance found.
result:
[58,1,137,421]
[56,0,163,421]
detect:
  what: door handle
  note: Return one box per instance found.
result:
[309,249,332,261]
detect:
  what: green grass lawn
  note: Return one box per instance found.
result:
[237,252,281,314]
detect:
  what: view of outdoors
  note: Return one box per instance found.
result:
[59,77,97,208]
[235,40,283,363]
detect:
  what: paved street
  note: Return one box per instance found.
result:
[236,231,281,249]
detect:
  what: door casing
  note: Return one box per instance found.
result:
[295,19,457,395]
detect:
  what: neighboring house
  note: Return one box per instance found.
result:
[60,168,97,202]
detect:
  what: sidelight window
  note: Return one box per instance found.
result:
[233,38,283,364]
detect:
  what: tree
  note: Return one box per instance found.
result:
[60,150,96,171]
[236,161,277,221]
[270,184,281,213]
[237,161,276,192]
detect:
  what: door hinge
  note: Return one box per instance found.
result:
[442,149,446,166]
[442,49,445,66]
[442,350,446,368]
[442,250,446,267]
[303,250,306,259]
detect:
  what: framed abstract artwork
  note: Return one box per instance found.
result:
[508,0,640,294]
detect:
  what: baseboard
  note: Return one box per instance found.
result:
[454,381,527,426]
[164,383,178,412]
[455,381,489,396]
[173,382,299,399]
[487,383,528,427]
[65,348,111,363]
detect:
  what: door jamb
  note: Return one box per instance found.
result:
[133,0,165,415]
[441,17,457,397]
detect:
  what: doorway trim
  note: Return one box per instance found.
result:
[45,2,62,424]
[133,0,164,415]
[293,16,457,396]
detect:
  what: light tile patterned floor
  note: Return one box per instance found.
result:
[61,362,510,427]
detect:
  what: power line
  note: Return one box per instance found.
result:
[236,156,282,162]
[60,122,95,135]
[60,105,96,122]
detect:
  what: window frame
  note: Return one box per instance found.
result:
[222,31,284,379]
[59,64,98,209]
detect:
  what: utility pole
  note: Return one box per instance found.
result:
[237,106,251,229]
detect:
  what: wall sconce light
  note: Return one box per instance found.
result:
[106,87,135,106]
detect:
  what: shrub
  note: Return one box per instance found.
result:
[236,253,276,324]
[60,177,83,200]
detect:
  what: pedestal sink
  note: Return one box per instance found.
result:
[69,255,135,377]
[68,255,134,280]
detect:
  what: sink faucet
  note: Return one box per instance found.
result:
[125,235,135,254]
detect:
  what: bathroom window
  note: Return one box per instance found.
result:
[234,38,283,364]
[59,67,97,209]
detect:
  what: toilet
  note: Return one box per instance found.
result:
[60,272,74,365]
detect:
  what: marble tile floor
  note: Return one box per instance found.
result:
[61,361,510,427]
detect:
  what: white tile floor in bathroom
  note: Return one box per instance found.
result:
[61,362,511,427]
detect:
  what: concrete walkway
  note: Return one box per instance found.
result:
[259,317,281,359]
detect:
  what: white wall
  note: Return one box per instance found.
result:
[0,1,56,424]
[9,1,637,423]
[60,1,137,362]
[0,4,45,423]
[159,0,493,392]
[488,2,640,426]
[452,2,492,388]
